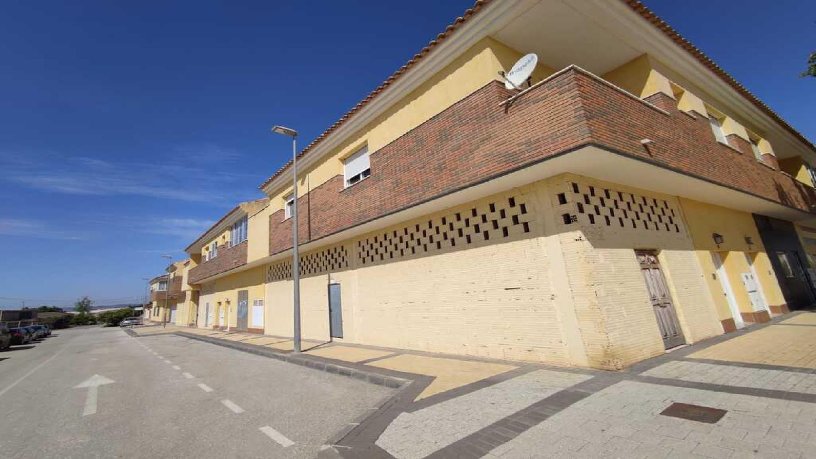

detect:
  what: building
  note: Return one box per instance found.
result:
[147,259,194,326]
[179,0,816,370]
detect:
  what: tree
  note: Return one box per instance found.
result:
[74,296,93,314]
[803,51,816,78]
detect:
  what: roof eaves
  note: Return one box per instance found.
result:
[622,0,816,153]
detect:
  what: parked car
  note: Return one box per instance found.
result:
[29,325,48,338]
[0,324,10,350]
[23,326,42,340]
[42,324,52,336]
[8,327,29,345]
[119,317,142,327]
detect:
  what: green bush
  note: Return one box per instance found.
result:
[97,308,135,327]
[70,313,97,326]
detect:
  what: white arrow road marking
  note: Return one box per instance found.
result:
[260,426,295,447]
[198,383,213,393]
[74,374,115,416]
[182,372,194,379]
[221,399,244,414]
[172,365,181,370]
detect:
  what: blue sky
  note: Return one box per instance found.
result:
[0,1,814,308]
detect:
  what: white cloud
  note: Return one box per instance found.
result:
[140,218,216,240]
[0,146,263,204]
[0,218,85,240]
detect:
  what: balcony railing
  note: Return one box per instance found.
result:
[266,66,816,255]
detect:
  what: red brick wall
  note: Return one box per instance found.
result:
[188,241,247,284]
[269,68,816,255]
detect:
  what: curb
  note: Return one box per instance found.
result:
[175,332,410,390]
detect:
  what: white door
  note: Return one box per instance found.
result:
[219,306,225,327]
[711,252,745,329]
[744,253,771,314]
[204,303,210,327]
[741,272,767,312]
[251,300,264,328]
[169,307,177,324]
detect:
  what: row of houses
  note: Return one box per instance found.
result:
[146,0,816,370]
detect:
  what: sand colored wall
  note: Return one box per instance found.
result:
[678,198,785,313]
[779,157,814,188]
[549,174,722,369]
[196,266,266,329]
[247,204,272,264]
[265,182,574,364]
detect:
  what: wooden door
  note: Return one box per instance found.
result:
[636,250,686,349]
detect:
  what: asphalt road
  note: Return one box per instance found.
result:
[0,327,394,458]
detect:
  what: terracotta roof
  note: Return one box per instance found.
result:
[258,0,494,191]
[623,0,815,152]
[259,0,814,192]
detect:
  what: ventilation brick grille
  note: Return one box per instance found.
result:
[356,195,532,266]
[558,182,682,233]
[266,245,349,282]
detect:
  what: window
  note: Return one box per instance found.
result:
[709,116,727,144]
[777,252,795,278]
[343,146,371,187]
[209,241,218,260]
[749,139,762,161]
[157,280,168,291]
[231,216,248,246]
[284,194,294,220]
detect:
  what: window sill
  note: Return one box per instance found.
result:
[341,174,371,192]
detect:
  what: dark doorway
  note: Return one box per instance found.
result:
[753,215,815,309]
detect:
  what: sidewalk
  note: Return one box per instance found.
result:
[130,312,816,458]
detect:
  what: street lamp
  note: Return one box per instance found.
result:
[161,255,173,328]
[271,124,301,353]
[141,277,150,321]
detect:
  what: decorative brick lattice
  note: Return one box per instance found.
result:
[557,182,681,233]
[266,245,349,282]
[356,195,532,266]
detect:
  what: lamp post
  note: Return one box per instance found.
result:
[271,125,301,353]
[141,277,150,321]
[161,255,173,328]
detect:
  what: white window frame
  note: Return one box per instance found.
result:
[709,116,727,144]
[806,163,816,187]
[231,216,248,246]
[284,194,294,220]
[157,280,168,291]
[209,241,218,259]
[343,145,371,188]
[749,140,762,161]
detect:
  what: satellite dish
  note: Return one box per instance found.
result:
[504,53,538,90]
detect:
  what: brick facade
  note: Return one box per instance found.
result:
[269,67,816,255]
[149,276,183,302]
[188,241,247,284]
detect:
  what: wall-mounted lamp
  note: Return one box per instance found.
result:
[641,138,655,156]
[744,236,754,246]
[712,233,724,247]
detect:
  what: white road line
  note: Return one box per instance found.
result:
[221,399,245,414]
[259,426,295,447]
[198,383,213,393]
[172,365,181,370]
[164,360,173,365]
[0,348,66,399]
[182,372,194,379]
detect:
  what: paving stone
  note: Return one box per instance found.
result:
[375,369,589,459]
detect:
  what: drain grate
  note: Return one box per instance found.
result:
[660,402,727,424]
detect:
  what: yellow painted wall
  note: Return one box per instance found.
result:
[602,54,673,99]
[247,204,272,263]
[265,37,555,206]
[779,157,814,187]
[262,173,725,369]
[678,198,785,313]
[196,266,266,329]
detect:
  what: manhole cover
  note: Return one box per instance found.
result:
[660,402,726,424]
